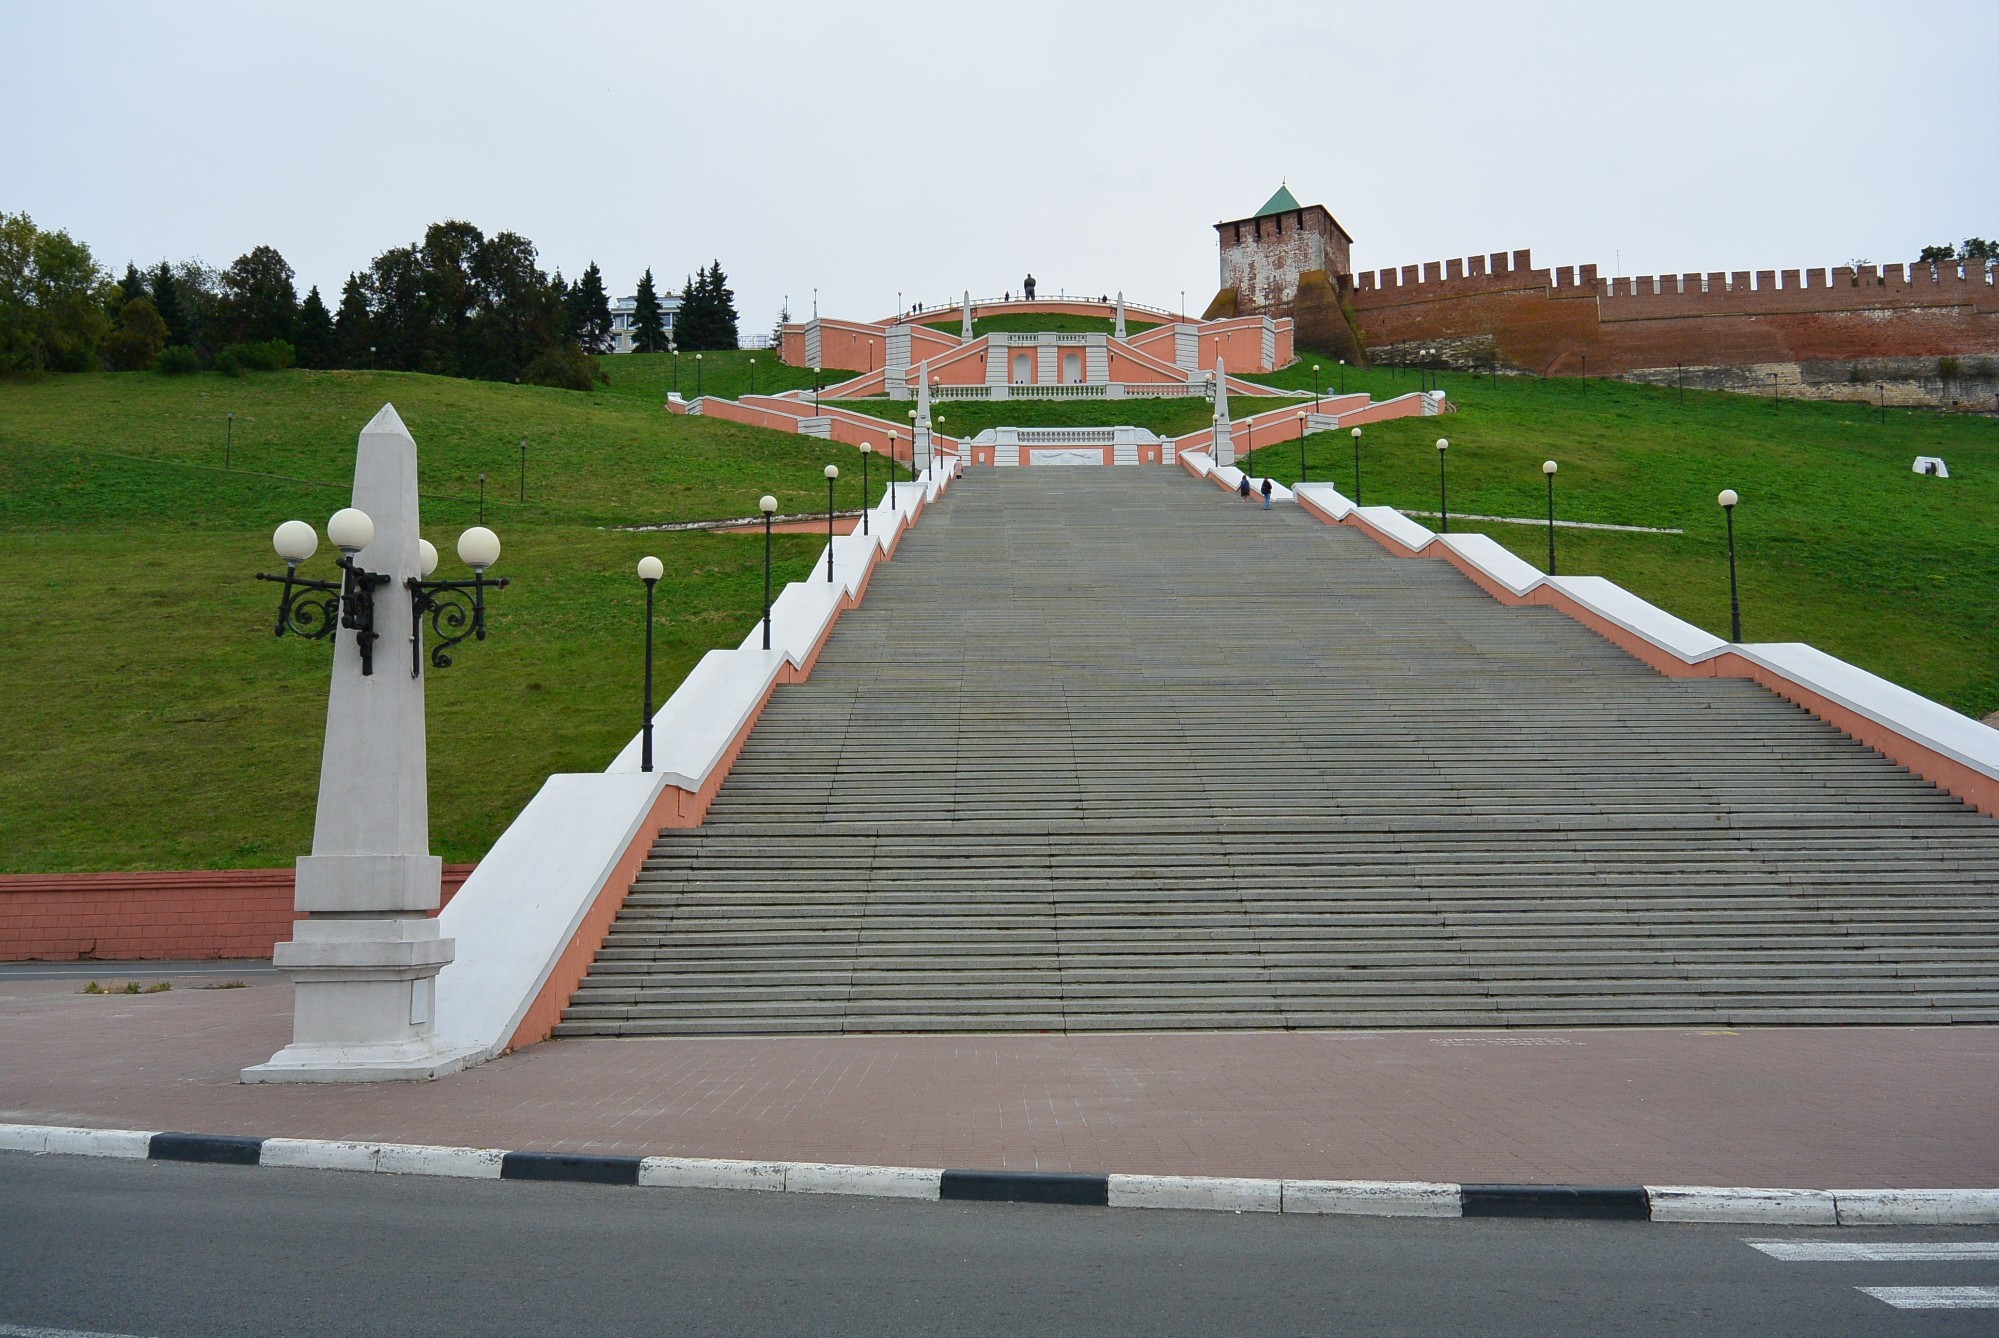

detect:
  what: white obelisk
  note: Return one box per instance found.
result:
[1114,291,1127,341]
[244,405,472,1082]
[960,290,973,340]
[915,358,934,468]
[1212,358,1235,467]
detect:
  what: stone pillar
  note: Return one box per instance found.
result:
[1212,359,1235,466]
[243,405,474,1083]
[1114,291,1127,341]
[961,290,973,340]
[914,359,934,470]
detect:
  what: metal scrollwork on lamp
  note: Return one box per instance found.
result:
[257,508,393,675]
[256,511,508,678]
[406,526,509,677]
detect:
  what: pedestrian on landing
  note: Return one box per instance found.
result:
[1261,476,1274,510]
[1239,473,1252,501]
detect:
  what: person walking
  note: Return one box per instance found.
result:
[1260,476,1274,510]
[1238,473,1252,501]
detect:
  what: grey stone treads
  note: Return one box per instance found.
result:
[557,470,1999,1036]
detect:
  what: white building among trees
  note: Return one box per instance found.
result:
[608,292,679,354]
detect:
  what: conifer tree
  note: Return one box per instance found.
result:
[150,261,186,346]
[701,260,739,350]
[118,263,148,308]
[632,268,667,353]
[295,286,334,368]
[572,261,612,354]
[332,273,372,368]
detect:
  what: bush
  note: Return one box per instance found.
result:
[216,339,295,375]
[155,345,201,375]
[521,343,607,392]
[1939,356,1964,381]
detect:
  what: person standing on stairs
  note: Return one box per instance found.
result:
[1261,476,1274,509]
[1239,473,1252,501]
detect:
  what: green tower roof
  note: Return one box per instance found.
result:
[1254,184,1303,217]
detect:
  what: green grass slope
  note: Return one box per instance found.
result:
[1243,357,1999,718]
[3,356,1994,872]
[0,368,894,872]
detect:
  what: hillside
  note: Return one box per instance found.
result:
[2,354,1994,872]
[0,367,889,872]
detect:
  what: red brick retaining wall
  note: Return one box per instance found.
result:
[0,865,475,962]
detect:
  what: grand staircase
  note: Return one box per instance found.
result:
[556,469,1999,1036]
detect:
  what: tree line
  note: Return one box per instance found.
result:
[1,210,744,388]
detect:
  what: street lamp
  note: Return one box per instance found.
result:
[859,442,872,535]
[519,437,527,502]
[1542,459,1559,573]
[258,510,508,680]
[813,365,823,414]
[695,352,703,398]
[759,494,777,649]
[1718,489,1742,641]
[748,357,756,396]
[1351,427,1363,505]
[1436,438,1449,532]
[823,464,839,583]
[1312,365,1321,413]
[1296,411,1308,483]
[636,555,662,773]
[226,412,234,469]
[671,344,679,393]
[887,430,900,507]
[477,472,486,525]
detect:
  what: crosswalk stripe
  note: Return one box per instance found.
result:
[1859,1286,1999,1310]
[1748,1241,1999,1261]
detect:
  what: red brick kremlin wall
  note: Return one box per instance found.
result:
[1346,249,1999,374]
[0,865,476,962]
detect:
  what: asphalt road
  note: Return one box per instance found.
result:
[2,1154,1995,1336]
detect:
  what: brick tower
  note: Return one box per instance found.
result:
[1209,186,1363,365]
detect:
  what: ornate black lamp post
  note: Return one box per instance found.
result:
[1296,411,1308,483]
[1312,365,1321,413]
[1436,438,1449,532]
[760,494,777,648]
[813,365,823,414]
[671,344,678,393]
[748,357,757,396]
[695,352,703,398]
[859,442,872,535]
[1718,488,1742,641]
[888,430,900,509]
[1543,459,1559,573]
[636,554,662,772]
[405,526,506,677]
[824,463,839,582]
[1351,427,1363,505]
[259,510,507,680]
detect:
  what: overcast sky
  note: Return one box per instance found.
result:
[5,0,1992,329]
